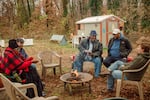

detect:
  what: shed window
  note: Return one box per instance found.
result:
[77,24,80,30]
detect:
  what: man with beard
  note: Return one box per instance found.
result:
[72,30,103,78]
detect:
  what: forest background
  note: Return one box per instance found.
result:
[0,0,149,40]
[0,0,150,100]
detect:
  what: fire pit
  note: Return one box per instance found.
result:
[60,71,93,95]
[66,69,82,82]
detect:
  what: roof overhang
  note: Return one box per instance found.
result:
[76,14,126,24]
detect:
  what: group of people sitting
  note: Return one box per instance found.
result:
[72,28,150,92]
[0,28,150,98]
[0,38,45,98]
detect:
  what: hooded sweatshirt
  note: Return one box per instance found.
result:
[122,52,150,81]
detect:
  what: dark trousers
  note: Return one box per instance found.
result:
[25,66,43,98]
[103,56,123,68]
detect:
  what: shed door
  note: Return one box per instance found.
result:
[107,21,118,45]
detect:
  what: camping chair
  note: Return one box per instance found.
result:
[0,73,59,100]
[38,51,62,80]
[116,59,150,100]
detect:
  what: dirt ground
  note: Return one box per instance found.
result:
[0,40,150,100]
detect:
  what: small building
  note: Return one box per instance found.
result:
[23,38,34,46]
[0,40,5,47]
[50,34,67,45]
[75,14,125,47]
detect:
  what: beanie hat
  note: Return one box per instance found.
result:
[90,30,97,36]
[9,39,18,49]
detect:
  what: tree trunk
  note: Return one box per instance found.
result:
[27,0,31,17]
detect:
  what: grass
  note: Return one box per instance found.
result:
[1,39,150,100]
[24,39,106,100]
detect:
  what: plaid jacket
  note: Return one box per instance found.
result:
[0,47,31,75]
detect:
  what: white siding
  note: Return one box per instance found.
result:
[102,21,107,47]
[84,23,100,40]
[108,21,118,41]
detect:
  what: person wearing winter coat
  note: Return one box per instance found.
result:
[73,30,103,77]
[103,29,132,68]
[106,37,150,91]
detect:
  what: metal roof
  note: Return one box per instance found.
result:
[50,35,66,41]
[76,14,125,24]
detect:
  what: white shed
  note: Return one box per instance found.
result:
[75,14,125,47]
[0,40,5,47]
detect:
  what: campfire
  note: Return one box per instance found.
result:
[66,69,82,82]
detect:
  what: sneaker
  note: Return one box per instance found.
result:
[42,91,46,97]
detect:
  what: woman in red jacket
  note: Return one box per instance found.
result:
[0,39,44,98]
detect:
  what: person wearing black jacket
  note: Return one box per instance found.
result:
[106,37,150,91]
[103,29,132,68]
[73,30,103,78]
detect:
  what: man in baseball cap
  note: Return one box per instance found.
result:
[103,28,132,69]
[112,29,121,35]
[72,30,103,78]
[112,29,121,39]
[90,30,97,36]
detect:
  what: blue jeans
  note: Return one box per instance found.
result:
[107,61,127,90]
[73,56,102,77]
[108,60,124,71]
